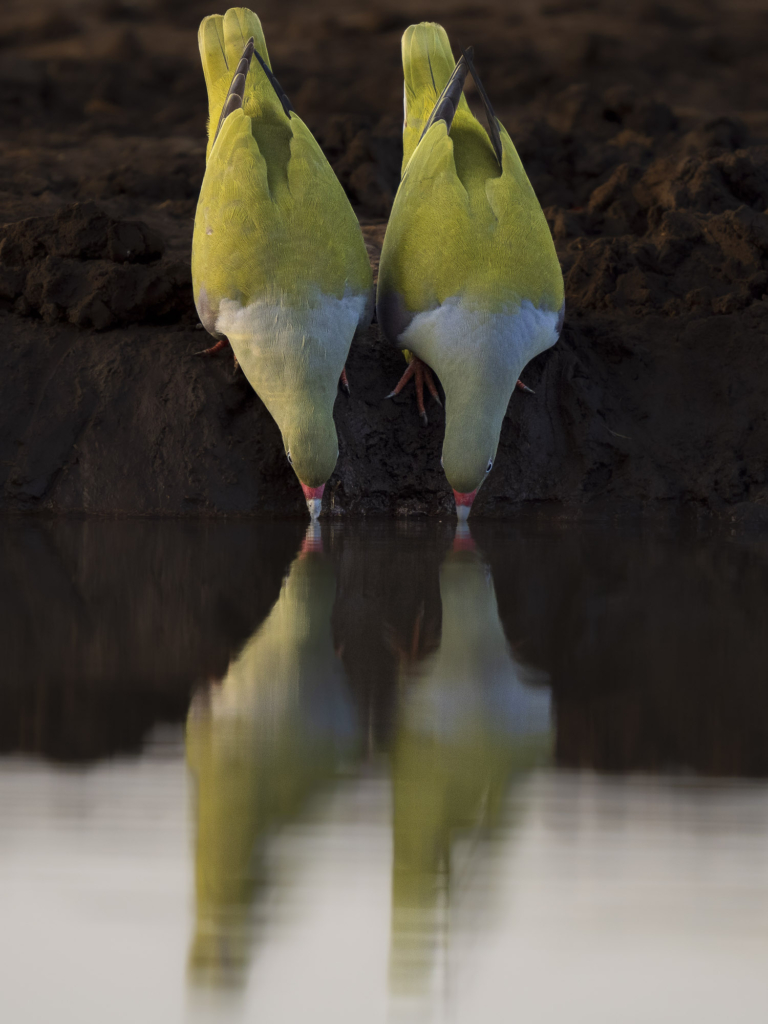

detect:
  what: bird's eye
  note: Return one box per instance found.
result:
[286,451,293,466]
[486,459,493,474]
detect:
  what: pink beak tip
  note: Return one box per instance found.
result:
[452,489,477,507]
[453,489,477,523]
[300,483,326,501]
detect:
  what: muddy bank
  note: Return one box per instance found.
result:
[1,0,768,519]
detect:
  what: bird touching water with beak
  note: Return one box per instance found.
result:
[192,8,373,519]
[376,24,565,520]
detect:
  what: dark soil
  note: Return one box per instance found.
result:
[2,0,768,519]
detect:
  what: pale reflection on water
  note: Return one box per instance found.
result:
[1,519,768,1022]
[2,762,768,1023]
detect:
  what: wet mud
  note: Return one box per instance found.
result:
[2,0,768,519]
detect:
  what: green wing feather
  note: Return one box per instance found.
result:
[379,118,563,316]
[199,9,280,161]
[401,22,472,170]
[380,22,563,318]
[192,8,371,319]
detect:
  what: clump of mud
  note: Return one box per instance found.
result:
[2,0,768,518]
[530,90,768,317]
[314,114,402,217]
[0,202,192,328]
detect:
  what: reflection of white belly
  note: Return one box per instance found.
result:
[399,296,560,382]
[406,669,552,741]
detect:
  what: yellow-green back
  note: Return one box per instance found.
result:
[192,8,371,312]
[191,9,373,491]
[379,22,563,318]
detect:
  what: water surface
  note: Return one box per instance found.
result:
[1,518,767,1022]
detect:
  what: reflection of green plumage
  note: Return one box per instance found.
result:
[192,9,372,501]
[186,546,357,987]
[390,546,551,992]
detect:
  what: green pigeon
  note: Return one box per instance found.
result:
[377,24,565,519]
[191,8,373,518]
[390,536,551,991]
[186,529,357,985]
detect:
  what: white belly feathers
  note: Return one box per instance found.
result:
[399,297,560,382]
[216,290,367,378]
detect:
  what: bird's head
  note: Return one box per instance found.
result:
[433,297,563,518]
[441,411,501,521]
[281,416,339,520]
[438,362,512,521]
[228,331,341,521]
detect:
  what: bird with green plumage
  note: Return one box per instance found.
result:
[191,8,373,519]
[377,23,565,519]
[389,536,552,993]
[185,532,358,986]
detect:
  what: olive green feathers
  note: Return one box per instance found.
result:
[191,8,372,502]
[377,23,565,502]
[193,8,371,312]
[380,22,563,321]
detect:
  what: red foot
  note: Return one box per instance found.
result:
[194,337,228,357]
[385,356,441,426]
[516,379,535,394]
[339,367,350,394]
[194,336,238,371]
[387,604,426,665]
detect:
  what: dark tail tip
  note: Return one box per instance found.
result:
[252,46,294,118]
[212,36,255,145]
[462,47,503,168]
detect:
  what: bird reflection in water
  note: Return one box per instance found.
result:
[389,526,551,999]
[185,523,358,987]
[184,521,552,997]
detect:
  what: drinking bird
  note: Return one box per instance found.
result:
[192,8,373,518]
[377,23,564,519]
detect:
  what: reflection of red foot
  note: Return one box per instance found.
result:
[386,356,441,426]
[385,602,427,666]
[339,367,350,394]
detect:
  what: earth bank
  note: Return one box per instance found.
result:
[1,0,767,520]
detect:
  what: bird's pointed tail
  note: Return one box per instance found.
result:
[198,7,285,159]
[401,22,471,169]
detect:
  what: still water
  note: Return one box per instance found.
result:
[1,518,768,1022]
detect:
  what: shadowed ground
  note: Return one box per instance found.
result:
[2,0,768,519]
